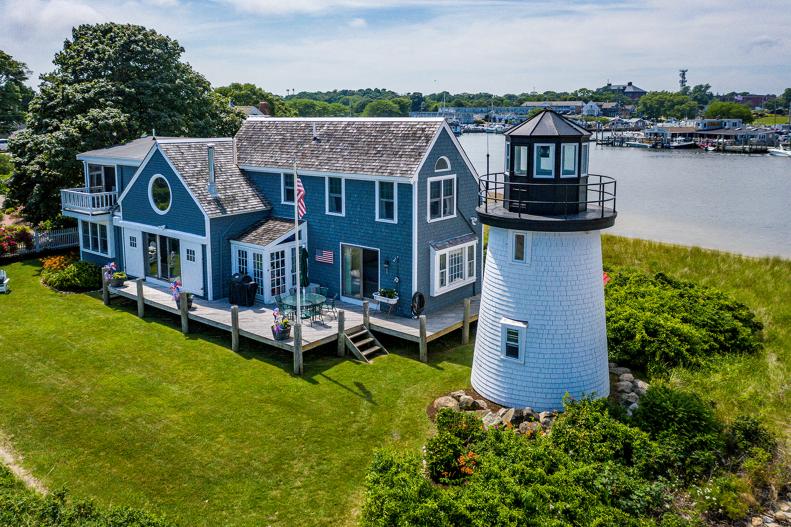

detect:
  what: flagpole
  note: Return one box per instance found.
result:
[293,160,301,328]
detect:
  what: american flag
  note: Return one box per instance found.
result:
[296,177,306,218]
[315,250,334,264]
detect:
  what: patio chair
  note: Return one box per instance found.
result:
[0,270,9,294]
[322,293,338,320]
[274,294,294,320]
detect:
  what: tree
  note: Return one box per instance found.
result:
[636,91,698,119]
[704,101,753,122]
[409,92,424,112]
[6,23,242,223]
[362,99,402,117]
[214,82,295,116]
[0,50,34,134]
[286,98,348,117]
[688,84,714,108]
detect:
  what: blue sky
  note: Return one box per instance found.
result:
[1,0,790,95]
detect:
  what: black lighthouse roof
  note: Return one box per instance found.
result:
[506,109,591,138]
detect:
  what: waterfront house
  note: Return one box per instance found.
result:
[582,101,602,117]
[600,81,646,100]
[60,118,483,317]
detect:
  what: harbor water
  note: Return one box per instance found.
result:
[459,134,791,259]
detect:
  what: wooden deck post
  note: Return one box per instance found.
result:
[135,278,145,318]
[231,305,240,352]
[462,297,471,345]
[102,275,110,306]
[362,300,370,329]
[336,309,346,357]
[179,292,189,334]
[419,315,428,363]
[293,324,304,375]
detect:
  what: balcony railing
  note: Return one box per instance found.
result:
[61,187,118,214]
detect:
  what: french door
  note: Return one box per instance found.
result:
[144,233,181,282]
[269,249,288,300]
[341,244,379,302]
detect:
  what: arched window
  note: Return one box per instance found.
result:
[434,156,450,172]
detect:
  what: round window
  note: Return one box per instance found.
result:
[150,176,171,213]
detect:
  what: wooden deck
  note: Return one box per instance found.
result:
[109,281,478,354]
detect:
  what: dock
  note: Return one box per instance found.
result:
[107,279,479,366]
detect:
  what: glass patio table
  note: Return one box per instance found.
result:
[280,292,326,322]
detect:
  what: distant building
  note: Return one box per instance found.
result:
[582,101,601,117]
[600,81,647,100]
[520,101,584,114]
[234,105,265,116]
[693,118,743,131]
[726,94,775,110]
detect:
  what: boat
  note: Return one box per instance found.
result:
[768,145,791,157]
[668,140,697,149]
[625,141,650,148]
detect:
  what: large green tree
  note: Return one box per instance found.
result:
[362,99,403,117]
[704,101,753,122]
[636,91,698,119]
[214,82,295,116]
[7,23,242,223]
[0,50,34,134]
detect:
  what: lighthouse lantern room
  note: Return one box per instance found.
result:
[471,110,617,411]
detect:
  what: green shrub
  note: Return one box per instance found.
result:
[691,474,752,521]
[425,431,466,484]
[42,261,102,292]
[605,270,763,374]
[725,415,776,459]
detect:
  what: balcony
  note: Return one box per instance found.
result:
[60,187,118,215]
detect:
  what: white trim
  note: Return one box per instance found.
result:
[231,222,305,253]
[440,121,481,181]
[375,180,398,224]
[205,215,213,300]
[239,165,408,184]
[78,218,113,257]
[433,155,451,172]
[511,231,533,264]
[426,174,457,223]
[115,144,158,204]
[77,155,144,167]
[338,242,380,304]
[324,176,345,217]
[500,317,527,363]
[411,125,442,182]
[411,180,418,299]
[581,142,590,177]
[429,239,477,297]
[112,217,208,244]
[281,172,294,204]
[560,143,578,178]
[533,143,555,178]
[148,174,172,215]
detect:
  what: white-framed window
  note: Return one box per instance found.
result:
[282,173,295,204]
[560,143,578,178]
[81,220,109,255]
[87,163,116,192]
[430,240,477,296]
[186,248,196,262]
[513,145,528,176]
[427,175,456,222]
[534,144,555,178]
[500,317,527,361]
[434,156,451,172]
[376,180,397,223]
[325,176,344,216]
[512,231,532,264]
[148,174,172,214]
[237,248,249,276]
[129,235,137,248]
[581,142,590,176]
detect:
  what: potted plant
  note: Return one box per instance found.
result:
[271,308,292,340]
[170,279,194,310]
[373,287,399,308]
[111,271,128,287]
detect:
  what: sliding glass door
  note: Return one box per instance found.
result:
[144,233,181,281]
[341,244,379,301]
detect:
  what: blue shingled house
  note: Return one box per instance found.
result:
[60,118,482,317]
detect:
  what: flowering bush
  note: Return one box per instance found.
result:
[41,254,76,271]
[271,308,291,336]
[41,261,102,292]
[0,225,33,256]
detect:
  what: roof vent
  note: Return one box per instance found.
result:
[312,122,321,143]
[207,143,218,197]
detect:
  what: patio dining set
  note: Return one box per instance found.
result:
[274,286,338,326]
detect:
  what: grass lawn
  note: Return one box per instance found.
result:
[753,113,789,126]
[0,236,790,525]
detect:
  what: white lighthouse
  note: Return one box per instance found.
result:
[471,110,617,411]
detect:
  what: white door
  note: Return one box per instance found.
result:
[124,228,144,278]
[265,248,288,304]
[180,241,204,296]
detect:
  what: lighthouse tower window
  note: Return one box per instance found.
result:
[534,144,555,178]
[500,318,527,361]
[581,143,590,176]
[513,146,528,176]
[561,144,578,178]
[512,231,532,263]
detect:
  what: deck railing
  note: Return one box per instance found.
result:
[478,173,617,219]
[60,187,118,214]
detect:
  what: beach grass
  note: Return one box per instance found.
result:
[0,235,789,525]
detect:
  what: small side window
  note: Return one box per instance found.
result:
[129,236,137,248]
[512,231,531,263]
[500,317,527,361]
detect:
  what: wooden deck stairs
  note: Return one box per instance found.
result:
[344,326,388,363]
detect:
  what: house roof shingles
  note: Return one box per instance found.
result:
[235,118,444,178]
[234,217,298,246]
[158,139,270,217]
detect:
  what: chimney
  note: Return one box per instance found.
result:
[627,81,633,86]
[258,100,272,116]
[207,143,218,197]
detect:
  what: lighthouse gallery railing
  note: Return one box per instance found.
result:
[477,173,616,219]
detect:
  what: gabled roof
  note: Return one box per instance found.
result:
[78,136,173,164]
[235,117,445,178]
[157,139,270,217]
[506,109,591,138]
[234,217,298,247]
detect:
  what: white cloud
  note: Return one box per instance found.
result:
[348,17,367,28]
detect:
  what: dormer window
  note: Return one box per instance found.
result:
[434,156,450,172]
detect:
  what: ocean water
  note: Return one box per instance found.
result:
[459,134,791,258]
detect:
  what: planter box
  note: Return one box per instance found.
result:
[175,296,194,310]
[373,293,399,305]
[272,325,292,341]
[110,278,126,287]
